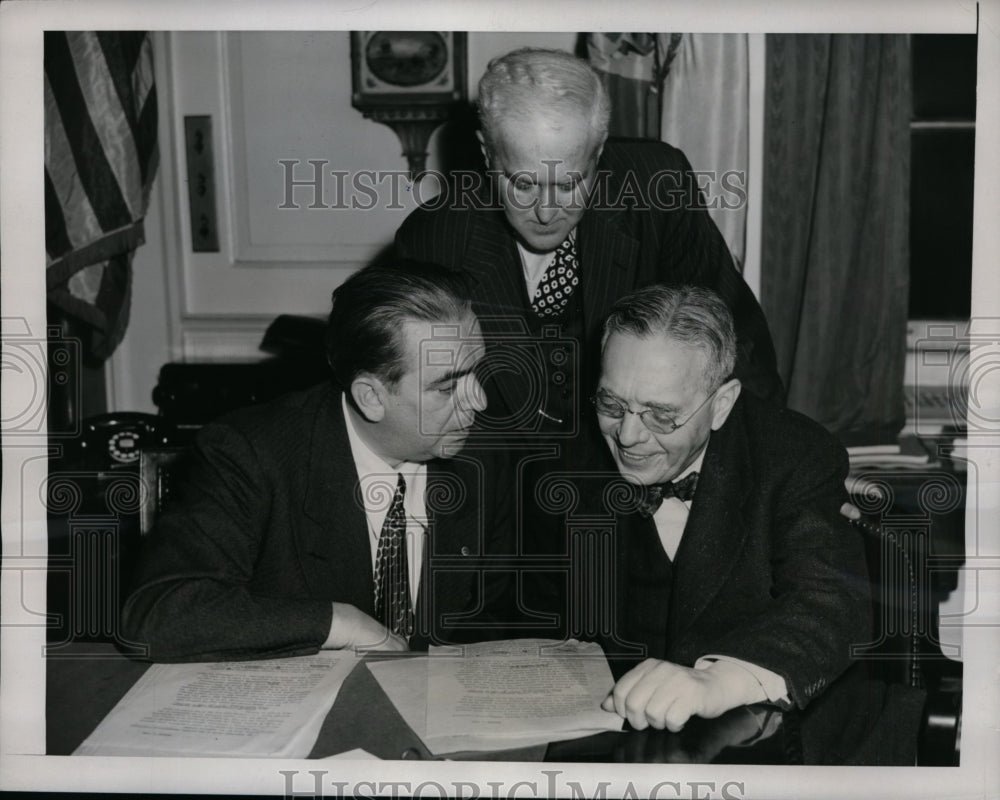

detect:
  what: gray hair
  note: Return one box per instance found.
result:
[601,285,737,391]
[477,48,611,155]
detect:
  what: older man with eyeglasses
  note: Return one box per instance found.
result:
[593,284,870,736]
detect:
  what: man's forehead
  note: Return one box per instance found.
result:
[493,116,602,169]
[602,332,709,392]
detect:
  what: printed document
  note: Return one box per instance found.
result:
[368,639,621,753]
[74,652,358,757]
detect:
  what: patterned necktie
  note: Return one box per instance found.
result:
[373,473,413,637]
[637,472,699,518]
[530,233,579,318]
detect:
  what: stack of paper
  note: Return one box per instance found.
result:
[367,639,622,754]
[847,435,936,469]
[75,652,358,757]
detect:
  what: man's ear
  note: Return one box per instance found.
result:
[709,379,742,431]
[350,374,388,423]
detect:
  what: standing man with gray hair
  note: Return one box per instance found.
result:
[593,284,869,736]
[396,47,782,634]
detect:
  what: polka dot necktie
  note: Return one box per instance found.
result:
[530,233,580,318]
[373,473,413,637]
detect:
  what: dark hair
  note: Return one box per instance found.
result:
[325,259,474,389]
[601,284,737,391]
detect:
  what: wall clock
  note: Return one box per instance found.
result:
[351,31,468,177]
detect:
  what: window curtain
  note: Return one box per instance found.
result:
[761,35,911,441]
[586,33,750,269]
[44,31,159,362]
[659,34,749,270]
[585,33,672,140]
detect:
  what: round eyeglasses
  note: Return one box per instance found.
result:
[590,388,717,435]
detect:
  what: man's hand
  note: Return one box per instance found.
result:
[323,602,408,652]
[840,502,861,521]
[601,658,761,732]
[610,705,779,763]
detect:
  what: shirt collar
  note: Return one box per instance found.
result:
[342,393,422,484]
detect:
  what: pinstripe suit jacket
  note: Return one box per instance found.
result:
[121,383,515,661]
[396,138,783,418]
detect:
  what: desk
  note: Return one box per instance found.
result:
[47,645,791,763]
[46,645,924,764]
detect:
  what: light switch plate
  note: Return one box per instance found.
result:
[183,115,220,252]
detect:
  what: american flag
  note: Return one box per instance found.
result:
[44,31,158,361]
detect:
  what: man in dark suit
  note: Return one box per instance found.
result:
[592,284,870,733]
[121,260,514,661]
[396,48,782,418]
[395,48,783,634]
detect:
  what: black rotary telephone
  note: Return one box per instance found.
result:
[65,412,175,471]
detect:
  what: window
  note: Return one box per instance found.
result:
[909,34,977,320]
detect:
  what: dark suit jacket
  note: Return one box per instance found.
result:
[396,138,783,410]
[607,394,871,710]
[121,383,515,661]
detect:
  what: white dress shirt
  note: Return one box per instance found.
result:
[516,229,576,302]
[342,395,427,607]
[651,449,790,705]
[516,240,557,302]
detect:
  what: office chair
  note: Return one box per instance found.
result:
[138,447,194,536]
[848,515,962,765]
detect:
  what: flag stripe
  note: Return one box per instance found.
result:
[99,31,158,192]
[132,34,155,110]
[45,30,158,362]
[111,30,145,74]
[68,261,105,306]
[67,32,141,220]
[95,253,132,332]
[44,70,104,258]
[44,31,134,232]
[96,31,158,189]
[44,170,74,258]
[132,35,158,188]
[135,85,159,189]
[96,32,141,137]
[46,225,145,289]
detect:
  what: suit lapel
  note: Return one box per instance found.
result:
[415,456,480,626]
[464,203,642,413]
[295,390,483,630]
[668,400,753,644]
[578,186,640,336]
[465,210,531,315]
[422,460,468,553]
[462,210,538,414]
[299,389,375,613]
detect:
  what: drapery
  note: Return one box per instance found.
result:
[659,35,749,269]
[761,35,911,441]
[585,32,679,140]
[586,33,750,268]
[44,31,159,362]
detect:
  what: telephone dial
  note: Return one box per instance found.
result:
[68,412,177,471]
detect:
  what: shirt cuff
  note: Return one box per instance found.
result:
[694,655,790,706]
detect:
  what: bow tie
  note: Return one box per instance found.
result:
[637,472,699,517]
